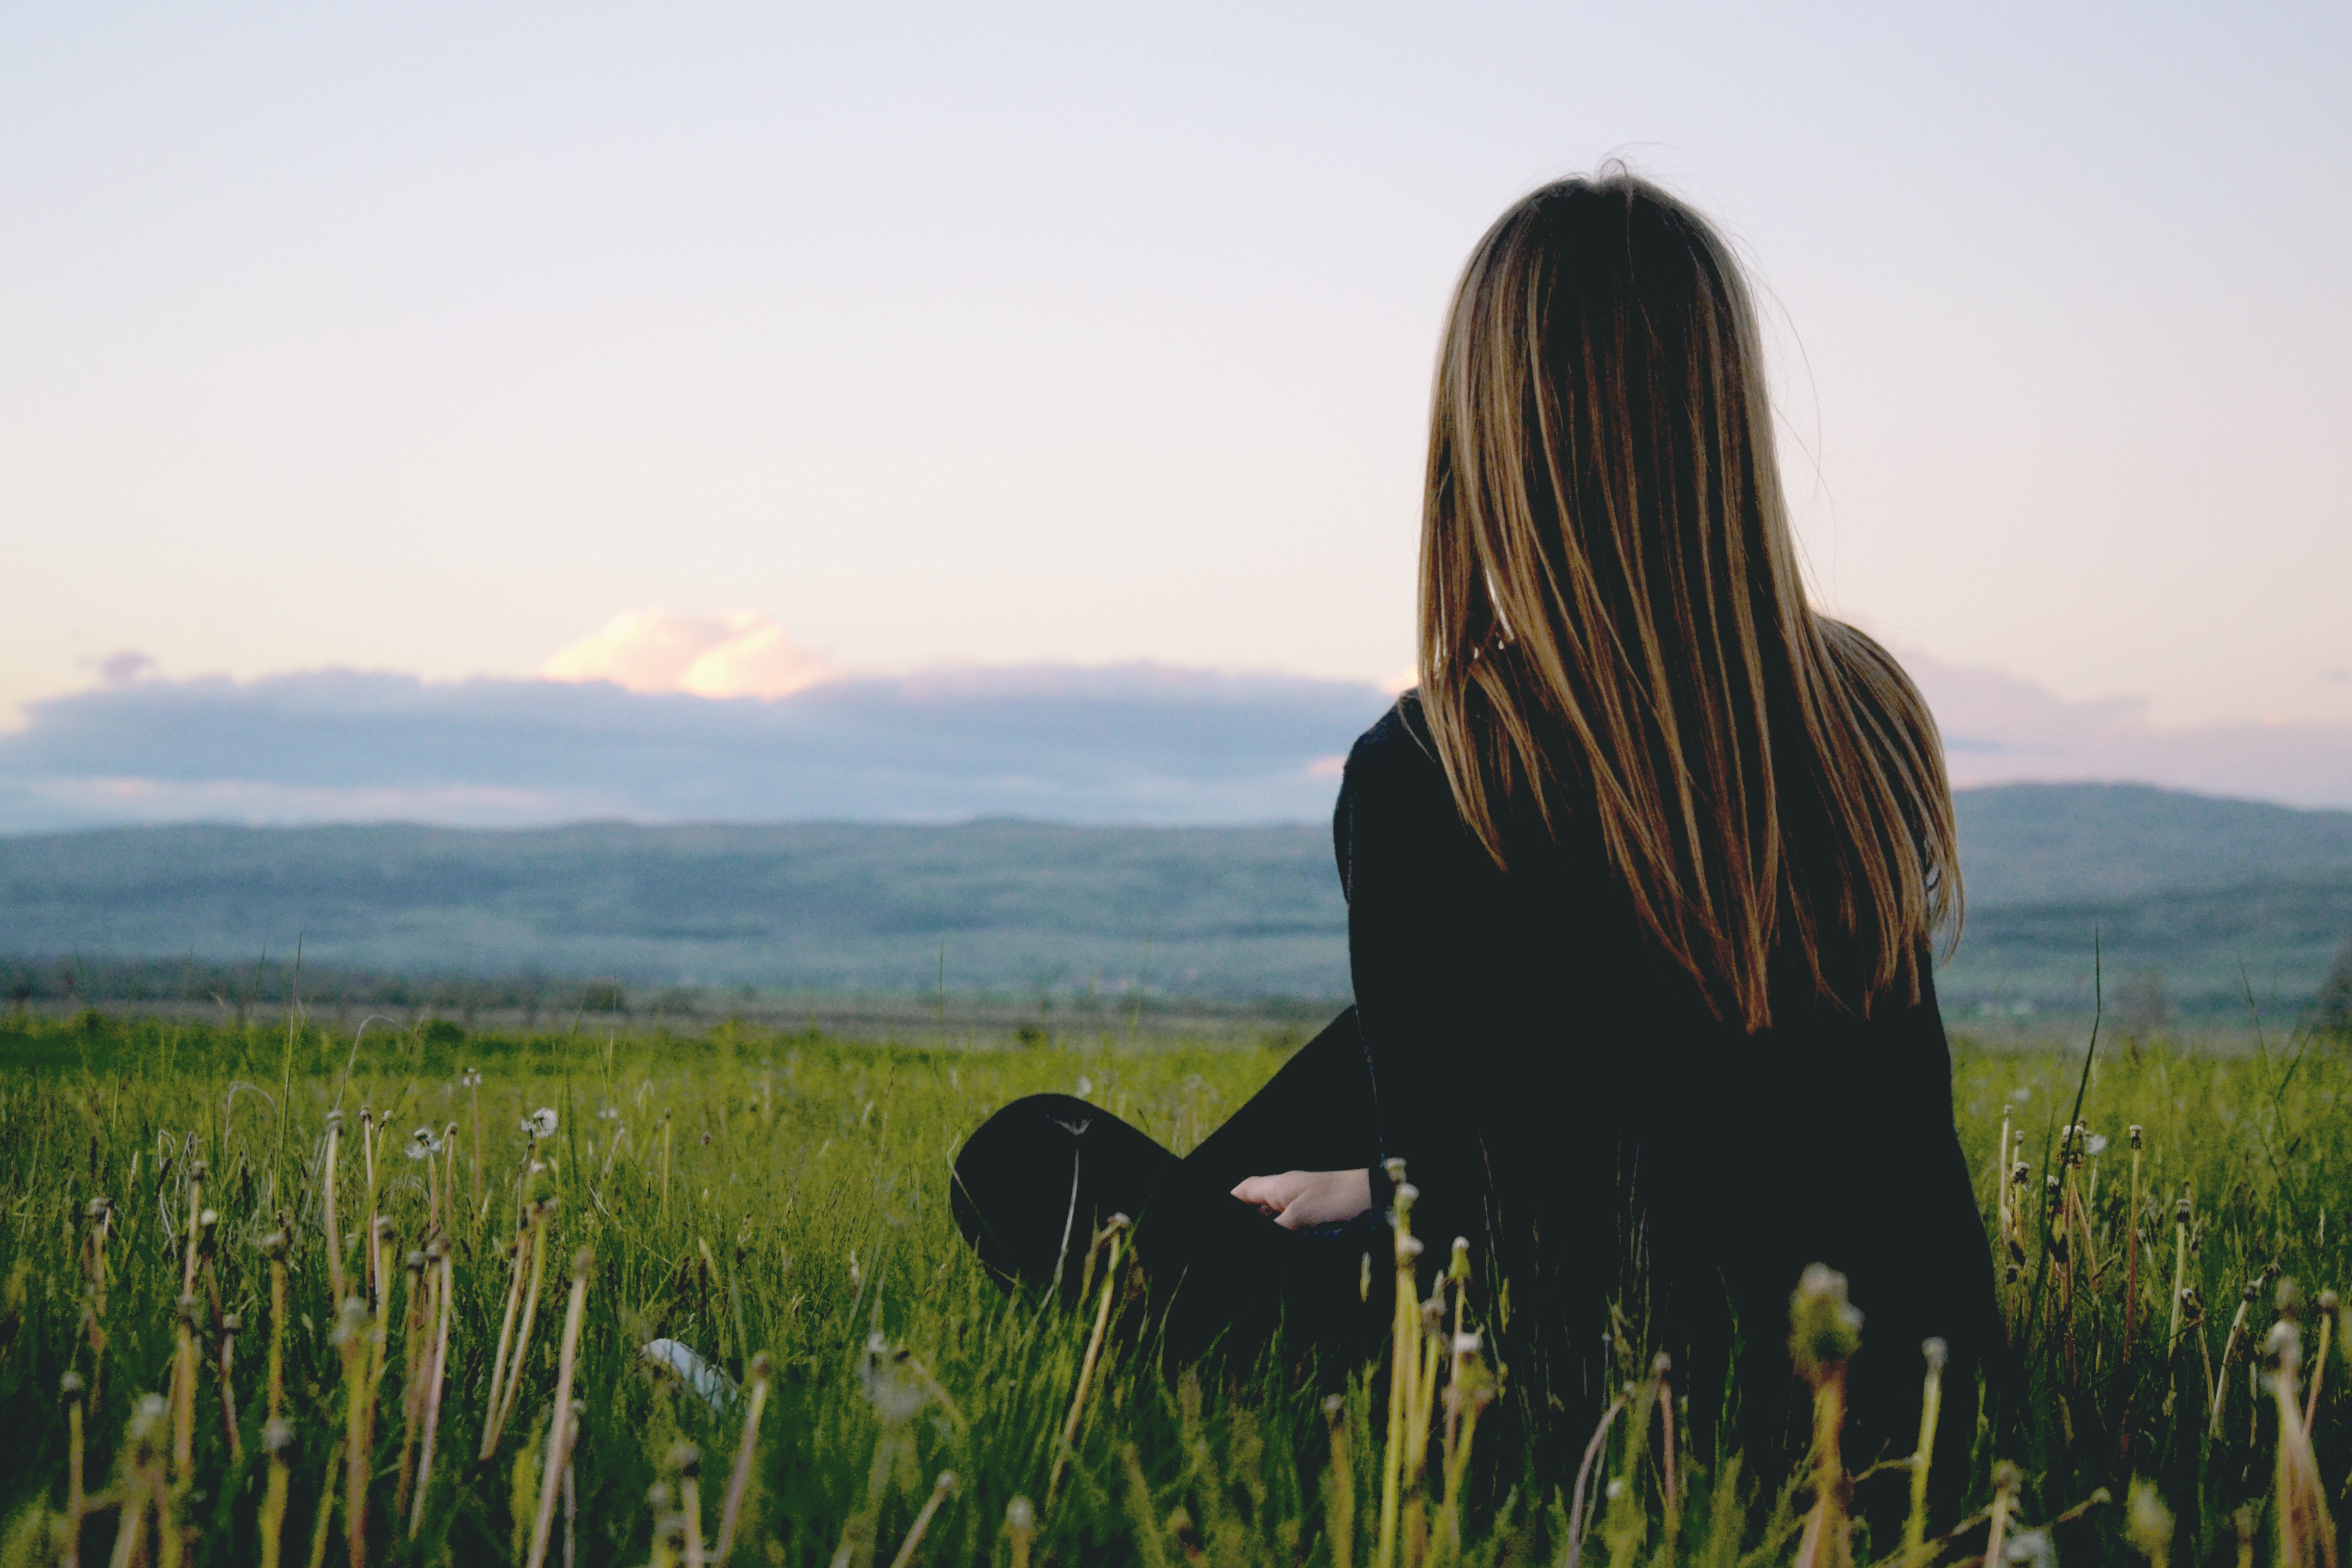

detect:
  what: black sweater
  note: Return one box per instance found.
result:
[1335,695,1997,1464]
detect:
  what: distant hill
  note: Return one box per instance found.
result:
[3,783,2347,1018]
[0,819,1345,1001]
[1942,785,2352,1021]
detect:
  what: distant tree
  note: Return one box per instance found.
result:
[2118,970,2171,1043]
[2318,935,2352,1039]
[578,979,630,1015]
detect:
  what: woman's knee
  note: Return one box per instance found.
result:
[950,1094,1174,1290]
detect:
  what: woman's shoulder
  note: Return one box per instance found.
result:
[1340,693,1478,842]
[1344,691,1447,790]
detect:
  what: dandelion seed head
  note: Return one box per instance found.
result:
[129,1393,168,1441]
[1788,1263,1863,1378]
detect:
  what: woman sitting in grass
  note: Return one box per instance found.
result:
[951,168,1996,1488]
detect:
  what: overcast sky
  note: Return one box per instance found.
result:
[4,3,2347,745]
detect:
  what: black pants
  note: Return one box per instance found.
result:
[950,1008,1381,1364]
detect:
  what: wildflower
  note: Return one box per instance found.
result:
[522,1107,558,1138]
[1074,1076,1093,1096]
[2084,1133,2108,1157]
[460,1068,482,1089]
[406,1126,445,1160]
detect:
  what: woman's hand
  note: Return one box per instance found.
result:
[1230,1169,1373,1230]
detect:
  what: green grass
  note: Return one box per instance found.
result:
[0,1011,2348,1566]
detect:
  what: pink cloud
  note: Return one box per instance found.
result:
[538,610,830,700]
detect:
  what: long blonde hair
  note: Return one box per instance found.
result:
[1417,170,1959,1031]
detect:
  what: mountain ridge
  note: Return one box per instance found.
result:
[5,782,2347,1016]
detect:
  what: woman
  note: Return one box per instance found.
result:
[951,169,1997,1483]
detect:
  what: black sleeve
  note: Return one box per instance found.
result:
[1336,703,1528,1265]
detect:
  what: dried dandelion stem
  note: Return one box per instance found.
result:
[2168,1195,2190,1354]
[524,1251,592,1568]
[169,1163,205,1486]
[323,1113,347,1308]
[2210,1279,2258,1438]
[2306,1289,2339,1433]
[886,1471,957,1568]
[479,1225,530,1461]
[394,1249,428,1514]
[258,1418,293,1568]
[1375,1164,1418,1568]
[1789,1266,1861,1568]
[1562,1391,1626,1568]
[333,1296,376,1568]
[1982,1463,2020,1568]
[1903,1339,1947,1567]
[409,1242,456,1538]
[499,1207,552,1437]
[713,1353,772,1565]
[259,1230,293,1568]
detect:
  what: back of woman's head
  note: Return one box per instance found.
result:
[1417,168,1959,1031]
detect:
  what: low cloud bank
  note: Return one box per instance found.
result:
[1,650,2345,832]
[0,664,1388,830]
[1909,658,2352,810]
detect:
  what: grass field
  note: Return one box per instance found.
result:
[2,1011,2348,1566]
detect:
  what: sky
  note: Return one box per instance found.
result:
[3,3,2348,826]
